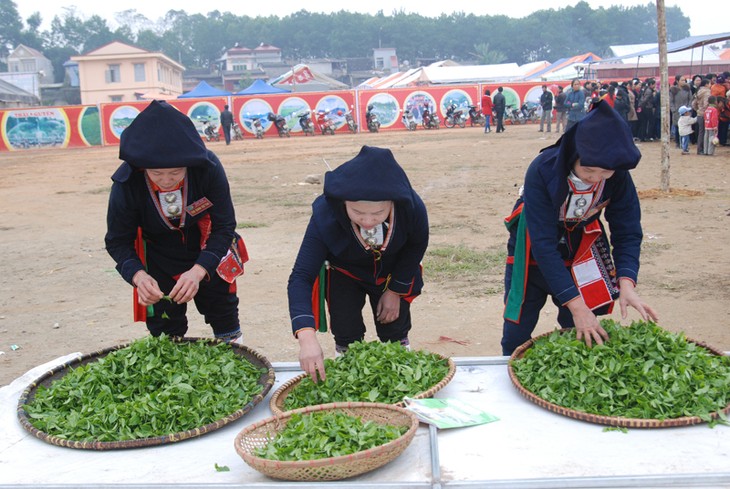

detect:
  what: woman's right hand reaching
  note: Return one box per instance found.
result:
[297,328,326,383]
[132,270,164,306]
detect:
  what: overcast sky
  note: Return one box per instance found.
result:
[17,0,727,38]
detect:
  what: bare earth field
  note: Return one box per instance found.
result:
[1,124,728,386]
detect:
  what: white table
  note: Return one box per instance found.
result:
[1,355,729,488]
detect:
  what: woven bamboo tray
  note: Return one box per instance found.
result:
[508,329,730,428]
[235,402,419,481]
[269,355,456,416]
[17,338,275,450]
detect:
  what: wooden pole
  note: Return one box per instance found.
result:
[657,0,671,192]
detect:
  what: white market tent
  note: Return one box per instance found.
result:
[608,43,721,65]
[359,62,530,89]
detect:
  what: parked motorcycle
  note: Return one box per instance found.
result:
[201,119,220,141]
[521,102,540,123]
[316,111,336,135]
[468,105,486,127]
[365,105,380,133]
[267,112,290,137]
[344,106,358,133]
[444,103,467,128]
[505,105,527,125]
[298,111,315,136]
[231,121,244,140]
[252,117,264,139]
[421,105,440,129]
[401,109,417,131]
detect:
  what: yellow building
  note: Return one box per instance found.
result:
[71,41,184,105]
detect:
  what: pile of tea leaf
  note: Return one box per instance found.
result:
[283,341,450,410]
[511,320,730,425]
[254,410,407,461]
[23,335,268,441]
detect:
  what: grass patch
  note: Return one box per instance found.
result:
[640,240,671,258]
[237,221,268,229]
[425,244,506,297]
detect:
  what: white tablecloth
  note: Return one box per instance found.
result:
[2,355,729,488]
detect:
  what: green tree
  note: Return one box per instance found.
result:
[0,0,23,58]
[471,43,507,65]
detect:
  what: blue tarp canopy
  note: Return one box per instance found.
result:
[236,79,290,95]
[178,81,232,98]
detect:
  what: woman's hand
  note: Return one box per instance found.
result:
[132,271,164,306]
[169,264,207,303]
[618,278,659,322]
[566,297,609,348]
[297,329,326,383]
[376,290,401,324]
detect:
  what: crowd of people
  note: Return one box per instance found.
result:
[482,71,730,156]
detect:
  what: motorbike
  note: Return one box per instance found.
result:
[201,120,220,141]
[421,105,440,129]
[521,102,540,123]
[365,107,380,133]
[267,112,290,137]
[252,117,264,139]
[444,103,467,128]
[468,105,486,127]
[231,121,244,140]
[505,105,527,125]
[401,109,417,131]
[298,111,315,136]
[344,106,358,133]
[316,111,336,135]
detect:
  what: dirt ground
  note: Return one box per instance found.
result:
[1,124,729,386]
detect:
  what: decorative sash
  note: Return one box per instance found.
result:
[503,205,617,323]
[311,261,330,332]
[570,220,618,312]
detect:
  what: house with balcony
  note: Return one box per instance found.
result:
[70,41,184,105]
[0,44,55,103]
[216,43,285,92]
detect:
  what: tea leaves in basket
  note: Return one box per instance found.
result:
[283,341,450,410]
[511,320,730,425]
[23,335,268,441]
[254,410,407,461]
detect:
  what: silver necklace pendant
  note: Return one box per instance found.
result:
[167,204,181,216]
[363,227,377,247]
[576,197,587,208]
[573,207,585,217]
[164,193,177,203]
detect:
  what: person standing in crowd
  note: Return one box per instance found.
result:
[481,88,494,134]
[564,78,586,132]
[554,86,567,133]
[288,146,429,382]
[614,87,630,122]
[500,100,658,355]
[693,78,712,154]
[220,105,234,145]
[677,105,697,155]
[493,87,506,133]
[717,97,729,146]
[669,75,692,149]
[626,80,639,140]
[538,85,554,133]
[689,74,703,145]
[105,100,247,342]
[703,96,719,156]
[637,78,656,142]
[711,75,727,99]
